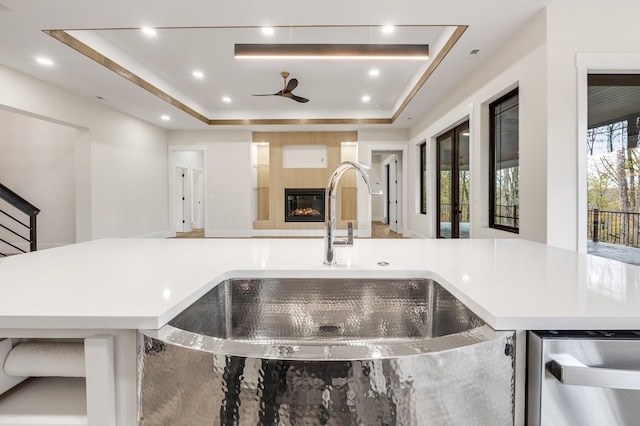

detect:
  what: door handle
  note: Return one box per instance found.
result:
[547,353,640,390]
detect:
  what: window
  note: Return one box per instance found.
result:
[586,74,640,253]
[490,89,519,232]
[419,141,427,214]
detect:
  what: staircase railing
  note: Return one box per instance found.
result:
[0,183,40,257]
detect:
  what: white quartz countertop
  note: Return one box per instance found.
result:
[0,238,639,331]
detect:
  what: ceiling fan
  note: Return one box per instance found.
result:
[253,71,309,103]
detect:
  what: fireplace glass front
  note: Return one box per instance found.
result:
[285,188,325,222]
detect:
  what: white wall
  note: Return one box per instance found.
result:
[408,10,548,242]
[0,109,79,250]
[0,64,169,243]
[546,1,640,251]
[167,130,253,237]
[405,1,640,249]
[6,1,636,248]
[358,129,410,237]
[90,119,168,239]
[168,130,402,238]
[173,151,204,170]
[171,150,205,231]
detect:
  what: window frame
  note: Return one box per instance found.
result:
[419,141,427,215]
[489,88,520,233]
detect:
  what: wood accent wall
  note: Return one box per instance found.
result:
[253,131,358,230]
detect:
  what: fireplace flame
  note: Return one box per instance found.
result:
[292,208,321,216]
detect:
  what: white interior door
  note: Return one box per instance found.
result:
[384,163,390,224]
[388,154,398,233]
[169,147,207,237]
[175,167,188,232]
[372,146,407,236]
[191,169,204,229]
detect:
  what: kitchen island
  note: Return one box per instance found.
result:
[0,237,639,424]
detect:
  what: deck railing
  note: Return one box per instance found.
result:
[588,208,640,248]
[493,204,519,229]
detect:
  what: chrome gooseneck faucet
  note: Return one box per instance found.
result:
[324,161,382,265]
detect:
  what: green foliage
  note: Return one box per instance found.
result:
[587,119,640,213]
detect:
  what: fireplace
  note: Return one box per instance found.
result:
[284,188,326,222]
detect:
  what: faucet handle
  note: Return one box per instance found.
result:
[331,222,354,249]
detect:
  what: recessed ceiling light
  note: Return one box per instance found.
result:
[261,27,274,36]
[382,25,395,34]
[161,115,170,121]
[222,96,232,103]
[362,95,371,102]
[192,70,204,79]
[369,69,380,77]
[141,28,157,37]
[36,57,54,66]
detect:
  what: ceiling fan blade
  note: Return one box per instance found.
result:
[289,94,310,103]
[284,78,298,93]
[254,74,309,102]
[252,93,279,96]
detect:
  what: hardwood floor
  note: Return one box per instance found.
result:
[173,223,406,239]
[173,228,205,238]
[371,221,406,239]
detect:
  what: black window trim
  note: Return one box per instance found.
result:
[419,140,427,215]
[489,88,519,234]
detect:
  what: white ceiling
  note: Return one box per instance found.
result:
[0,0,558,131]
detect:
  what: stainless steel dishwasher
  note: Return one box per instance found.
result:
[528,330,640,425]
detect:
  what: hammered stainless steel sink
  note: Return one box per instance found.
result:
[139,277,516,425]
[168,277,486,343]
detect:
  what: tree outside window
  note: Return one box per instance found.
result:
[420,141,427,214]
[586,74,640,249]
[587,119,640,245]
[489,89,519,233]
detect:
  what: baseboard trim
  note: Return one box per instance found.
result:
[206,229,253,238]
[406,231,427,239]
[137,231,171,239]
[251,229,324,238]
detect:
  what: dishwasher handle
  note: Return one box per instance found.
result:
[547,353,640,391]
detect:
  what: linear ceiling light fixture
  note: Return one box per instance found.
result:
[234,43,429,60]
